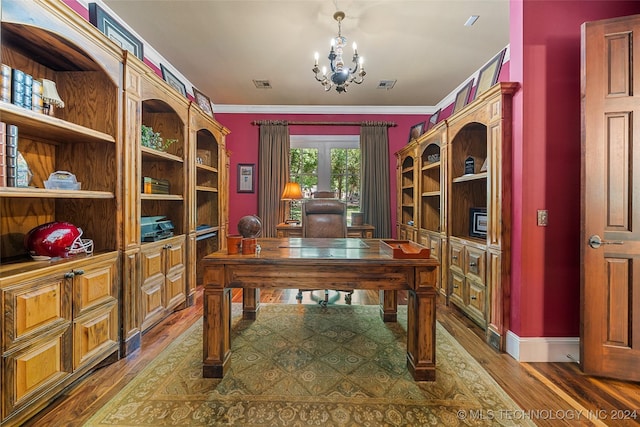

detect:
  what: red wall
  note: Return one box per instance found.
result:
[509,1,640,338]
[215,113,435,234]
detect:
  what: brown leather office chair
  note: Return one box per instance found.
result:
[301,199,347,238]
[312,190,337,199]
[297,199,353,305]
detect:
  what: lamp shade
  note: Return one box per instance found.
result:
[41,79,64,108]
[281,182,303,200]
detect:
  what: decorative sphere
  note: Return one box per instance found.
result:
[238,215,262,238]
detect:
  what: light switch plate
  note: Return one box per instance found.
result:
[537,210,548,226]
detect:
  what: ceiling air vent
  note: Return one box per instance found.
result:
[377,80,397,90]
[253,79,272,89]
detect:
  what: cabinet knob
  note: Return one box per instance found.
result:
[471,296,477,300]
[469,262,476,267]
[164,244,173,249]
[453,285,459,288]
[452,255,458,260]
[64,272,75,279]
[73,269,84,276]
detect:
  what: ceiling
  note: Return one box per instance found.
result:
[103,0,510,109]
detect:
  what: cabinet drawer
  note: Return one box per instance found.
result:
[465,246,486,284]
[73,301,118,370]
[468,280,486,316]
[467,280,487,327]
[418,231,429,246]
[449,271,465,306]
[428,236,442,262]
[3,326,71,416]
[3,278,71,351]
[449,242,464,272]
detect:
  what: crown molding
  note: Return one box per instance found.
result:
[213,104,438,115]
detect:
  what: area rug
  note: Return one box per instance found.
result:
[85,304,533,426]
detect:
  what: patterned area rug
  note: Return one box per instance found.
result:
[85,304,533,426]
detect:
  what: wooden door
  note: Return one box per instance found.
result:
[581,14,640,381]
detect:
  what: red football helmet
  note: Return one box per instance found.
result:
[25,221,94,260]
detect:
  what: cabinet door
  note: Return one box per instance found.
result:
[72,258,118,370]
[140,243,166,331]
[73,303,118,370]
[165,237,186,310]
[73,259,117,317]
[2,326,72,418]
[3,275,72,352]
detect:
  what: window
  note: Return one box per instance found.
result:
[289,135,360,221]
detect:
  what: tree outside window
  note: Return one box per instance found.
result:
[289,135,360,222]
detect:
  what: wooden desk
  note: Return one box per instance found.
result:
[202,238,439,381]
[276,222,375,238]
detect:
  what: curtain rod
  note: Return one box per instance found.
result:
[251,120,396,127]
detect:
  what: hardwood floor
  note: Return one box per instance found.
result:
[24,289,640,427]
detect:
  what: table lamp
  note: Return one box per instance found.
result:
[281,182,303,224]
[41,78,65,115]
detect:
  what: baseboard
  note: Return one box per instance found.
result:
[505,330,580,363]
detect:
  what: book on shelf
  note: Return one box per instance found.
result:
[32,79,43,113]
[6,124,18,187]
[0,64,10,103]
[23,73,33,110]
[11,68,25,108]
[0,121,6,187]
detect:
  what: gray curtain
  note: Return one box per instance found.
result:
[257,121,290,237]
[360,122,392,238]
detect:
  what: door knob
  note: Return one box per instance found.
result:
[588,235,623,249]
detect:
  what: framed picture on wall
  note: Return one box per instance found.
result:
[453,79,474,115]
[425,108,441,132]
[193,87,214,118]
[88,3,144,60]
[237,164,255,193]
[469,207,488,238]
[408,121,425,142]
[160,64,187,97]
[473,47,507,100]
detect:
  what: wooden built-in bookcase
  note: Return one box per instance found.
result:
[0,1,122,424]
[188,103,230,288]
[0,1,229,424]
[396,82,518,351]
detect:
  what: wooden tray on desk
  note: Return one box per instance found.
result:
[380,240,431,259]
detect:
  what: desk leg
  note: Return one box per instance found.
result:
[379,290,397,322]
[406,267,437,381]
[242,288,260,320]
[203,268,231,378]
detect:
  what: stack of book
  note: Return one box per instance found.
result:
[1,64,44,113]
[0,121,19,187]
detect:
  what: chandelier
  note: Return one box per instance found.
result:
[312,11,366,93]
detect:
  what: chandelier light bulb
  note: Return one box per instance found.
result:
[352,42,357,53]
